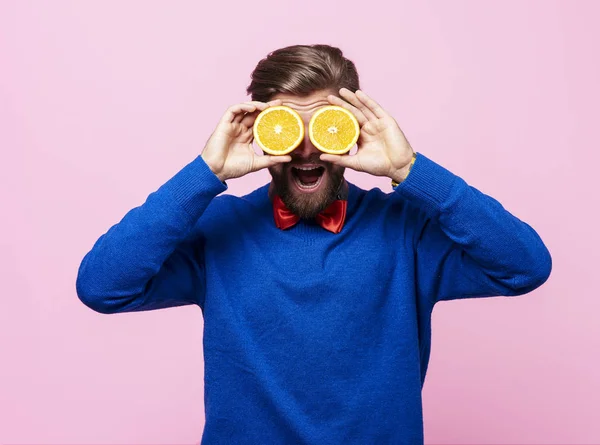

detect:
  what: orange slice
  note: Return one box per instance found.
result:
[253,106,304,155]
[308,105,360,155]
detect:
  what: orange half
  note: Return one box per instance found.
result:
[253,106,304,155]
[308,106,360,155]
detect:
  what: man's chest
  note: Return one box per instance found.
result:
[202,226,416,330]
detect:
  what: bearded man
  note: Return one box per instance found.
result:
[77,44,552,445]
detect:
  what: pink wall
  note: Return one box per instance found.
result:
[1,0,598,443]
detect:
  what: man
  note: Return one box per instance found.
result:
[76,44,552,444]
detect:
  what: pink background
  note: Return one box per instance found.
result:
[1,0,598,443]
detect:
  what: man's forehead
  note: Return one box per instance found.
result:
[271,90,334,115]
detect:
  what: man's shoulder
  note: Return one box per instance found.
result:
[349,181,425,223]
[349,181,402,207]
[196,183,270,230]
[210,183,269,209]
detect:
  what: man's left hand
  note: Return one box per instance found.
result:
[320,88,415,183]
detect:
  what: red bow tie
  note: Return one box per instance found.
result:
[272,194,347,234]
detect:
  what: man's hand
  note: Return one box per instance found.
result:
[201,100,292,181]
[319,88,415,183]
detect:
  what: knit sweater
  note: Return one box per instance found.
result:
[76,152,552,444]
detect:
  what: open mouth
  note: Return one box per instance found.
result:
[291,166,325,190]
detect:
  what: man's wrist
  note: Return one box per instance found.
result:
[201,154,228,182]
[391,152,417,187]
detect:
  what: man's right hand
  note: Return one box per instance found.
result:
[201,100,292,181]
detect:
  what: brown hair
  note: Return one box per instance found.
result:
[246,44,360,102]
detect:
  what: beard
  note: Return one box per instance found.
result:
[268,153,345,220]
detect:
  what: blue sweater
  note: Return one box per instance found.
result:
[76,153,551,444]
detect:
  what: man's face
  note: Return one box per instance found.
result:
[267,90,346,219]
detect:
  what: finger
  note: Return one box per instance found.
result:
[233,111,249,124]
[339,88,377,122]
[319,153,362,171]
[234,105,265,124]
[240,109,262,128]
[222,101,271,124]
[355,89,387,119]
[222,103,258,124]
[251,153,292,171]
[326,94,368,127]
[237,99,283,125]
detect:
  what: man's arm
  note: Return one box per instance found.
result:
[76,155,226,314]
[317,88,551,303]
[396,153,552,304]
[76,99,291,314]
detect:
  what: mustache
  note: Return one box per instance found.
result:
[288,153,327,166]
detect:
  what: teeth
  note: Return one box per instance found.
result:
[293,166,322,171]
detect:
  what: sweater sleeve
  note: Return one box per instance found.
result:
[394,153,552,304]
[75,155,227,314]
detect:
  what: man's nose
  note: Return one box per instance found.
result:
[293,129,320,158]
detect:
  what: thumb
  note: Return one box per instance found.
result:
[251,153,292,172]
[319,153,361,171]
